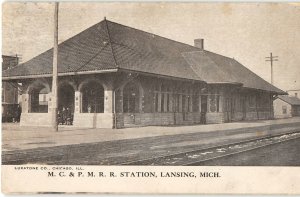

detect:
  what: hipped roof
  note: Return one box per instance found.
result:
[278,95,300,105]
[2,19,286,94]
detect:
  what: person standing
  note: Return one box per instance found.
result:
[16,104,22,122]
[62,107,67,125]
[66,107,71,125]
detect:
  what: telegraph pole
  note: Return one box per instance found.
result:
[265,52,278,85]
[51,2,59,131]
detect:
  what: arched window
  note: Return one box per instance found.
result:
[58,83,75,113]
[123,82,140,113]
[81,81,104,113]
[30,85,49,113]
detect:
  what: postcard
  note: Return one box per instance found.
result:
[2,2,300,194]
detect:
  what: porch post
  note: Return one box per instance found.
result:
[157,85,162,112]
[117,88,123,113]
[198,95,201,112]
[74,91,82,113]
[104,89,113,113]
[189,95,193,112]
[179,95,183,112]
[21,93,30,113]
[207,95,211,113]
[169,90,173,112]
[163,93,168,112]
[47,93,52,113]
[219,90,224,113]
[184,95,188,112]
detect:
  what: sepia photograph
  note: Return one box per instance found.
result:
[1,2,300,194]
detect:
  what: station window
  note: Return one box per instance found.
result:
[161,93,165,112]
[154,92,158,112]
[282,106,287,114]
[209,95,216,112]
[166,94,170,112]
[216,95,220,112]
[249,95,255,107]
[187,96,191,112]
[123,82,140,113]
[192,94,199,112]
[174,94,180,112]
[182,95,186,112]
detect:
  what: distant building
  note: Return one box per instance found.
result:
[2,19,286,128]
[2,55,20,122]
[287,90,300,99]
[274,95,300,118]
[2,55,19,105]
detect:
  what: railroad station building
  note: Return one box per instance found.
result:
[274,95,300,119]
[2,19,286,128]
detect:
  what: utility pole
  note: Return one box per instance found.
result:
[265,52,278,85]
[51,2,59,131]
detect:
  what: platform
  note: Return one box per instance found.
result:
[2,117,300,152]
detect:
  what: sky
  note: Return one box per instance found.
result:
[2,2,300,91]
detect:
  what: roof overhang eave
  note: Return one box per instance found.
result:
[275,91,288,95]
[277,98,300,105]
[2,68,119,81]
[118,68,206,84]
[241,86,287,95]
[207,82,243,86]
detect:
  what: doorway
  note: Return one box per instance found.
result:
[200,95,207,124]
[81,81,104,113]
[58,83,75,125]
[123,81,140,126]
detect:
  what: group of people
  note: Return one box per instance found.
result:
[2,104,21,123]
[13,105,22,123]
[58,107,73,125]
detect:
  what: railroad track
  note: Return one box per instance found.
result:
[3,130,300,165]
[121,130,300,166]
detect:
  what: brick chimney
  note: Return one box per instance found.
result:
[194,39,204,50]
